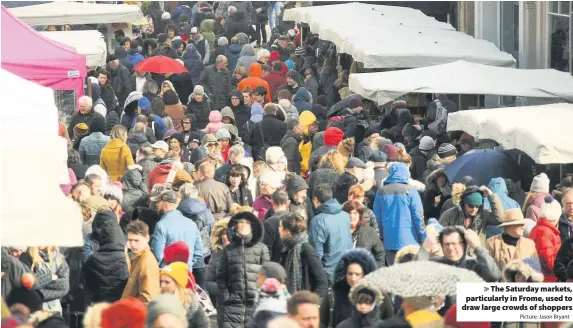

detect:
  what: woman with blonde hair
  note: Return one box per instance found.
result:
[232,65,248,87]
[160,80,177,98]
[19,247,70,313]
[83,302,110,328]
[100,125,134,180]
[160,262,210,328]
[308,150,346,201]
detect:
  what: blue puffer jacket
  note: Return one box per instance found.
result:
[177,197,214,259]
[226,43,244,72]
[79,132,110,166]
[309,199,352,282]
[127,50,145,67]
[374,163,426,251]
[183,44,206,85]
[150,209,204,271]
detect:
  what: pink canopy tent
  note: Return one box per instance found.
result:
[1,5,86,105]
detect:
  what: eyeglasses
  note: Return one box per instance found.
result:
[206,143,219,147]
[467,204,480,209]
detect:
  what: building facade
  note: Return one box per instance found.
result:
[459,1,571,74]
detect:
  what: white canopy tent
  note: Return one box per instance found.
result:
[283,3,515,69]
[0,68,83,246]
[349,60,573,105]
[447,103,573,164]
[9,1,145,25]
[41,30,107,67]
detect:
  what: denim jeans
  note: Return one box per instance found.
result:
[268,2,281,31]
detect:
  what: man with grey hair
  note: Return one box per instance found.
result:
[177,182,213,288]
[106,54,132,109]
[250,103,287,160]
[67,95,104,137]
[215,144,245,182]
[198,55,232,110]
[195,161,233,219]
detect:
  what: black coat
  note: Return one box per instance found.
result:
[120,169,150,223]
[263,210,289,262]
[250,115,287,160]
[280,130,303,175]
[336,307,385,328]
[558,214,573,242]
[110,64,133,110]
[280,239,328,298]
[199,64,233,110]
[230,186,254,207]
[216,212,270,328]
[169,72,194,107]
[409,147,434,181]
[67,111,104,139]
[334,172,358,205]
[206,248,224,304]
[83,211,129,303]
[554,237,573,282]
[352,225,385,268]
[187,97,215,130]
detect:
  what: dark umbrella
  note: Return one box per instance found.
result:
[444,149,521,186]
[326,94,365,117]
[134,56,188,74]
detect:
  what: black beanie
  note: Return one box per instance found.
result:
[316,94,327,107]
[7,286,43,312]
[105,111,120,135]
[90,115,106,134]
[329,120,345,131]
[163,90,180,105]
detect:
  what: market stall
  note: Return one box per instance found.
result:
[1,68,83,247]
[1,5,87,122]
[349,60,573,105]
[41,30,107,67]
[283,3,515,69]
[447,103,573,164]
[9,1,145,54]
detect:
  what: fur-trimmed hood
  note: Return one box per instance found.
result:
[349,279,385,306]
[227,211,264,247]
[395,245,420,264]
[333,249,378,287]
[502,258,544,282]
[210,218,230,249]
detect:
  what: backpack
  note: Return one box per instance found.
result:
[257,123,272,161]
[428,99,448,135]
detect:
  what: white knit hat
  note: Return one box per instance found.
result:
[540,195,562,222]
[259,172,284,189]
[161,12,171,20]
[530,173,550,193]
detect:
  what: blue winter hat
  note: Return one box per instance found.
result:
[250,103,263,123]
[137,97,151,111]
[285,60,295,70]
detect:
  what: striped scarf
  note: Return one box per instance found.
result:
[286,235,307,294]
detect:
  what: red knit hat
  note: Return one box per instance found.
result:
[101,298,146,328]
[444,305,490,328]
[324,127,344,147]
[269,51,280,63]
[164,241,189,264]
[383,144,399,162]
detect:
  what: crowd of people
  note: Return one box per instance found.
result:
[4,1,573,328]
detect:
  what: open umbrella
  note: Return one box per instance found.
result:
[444,148,521,186]
[134,55,187,74]
[353,261,484,298]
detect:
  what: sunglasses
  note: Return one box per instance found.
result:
[467,204,480,209]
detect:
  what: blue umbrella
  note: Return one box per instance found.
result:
[444,149,521,186]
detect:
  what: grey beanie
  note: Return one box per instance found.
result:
[260,262,287,283]
[146,294,188,327]
[419,136,435,151]
[216,128,231,140]
[218,37,229,47]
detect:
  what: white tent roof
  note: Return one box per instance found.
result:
[447,103,573,164]
[349,60,573,104]
[1,68,83,246]
[283,3,515,69]
[40,30,107,67]
[9,1,145,25]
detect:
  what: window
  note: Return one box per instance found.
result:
[548,1,572,74]
[500,1,520,65]
[54,90,77,124]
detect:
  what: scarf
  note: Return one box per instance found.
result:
[285,234,307,293]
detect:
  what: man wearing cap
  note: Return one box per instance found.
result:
[153,33,179,59]
[107,54,133,109]
[409,136,436,181]
[188,26,210,64]
[334,158,369,204]
[439,185,504,246]
[370,151,389,191]
[374,162,425,265]
[150,140,169,162]
[485,208,538,271]
[272,36,292,62]
[187,85,215,130]
[198,55,232,110]
[150,190,204,272]
[437,143,457,165]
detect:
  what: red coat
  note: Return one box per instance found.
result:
[528,218,562,282]
[263,71,287,100]
[237,63,272,103]
[148,163,172,191]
